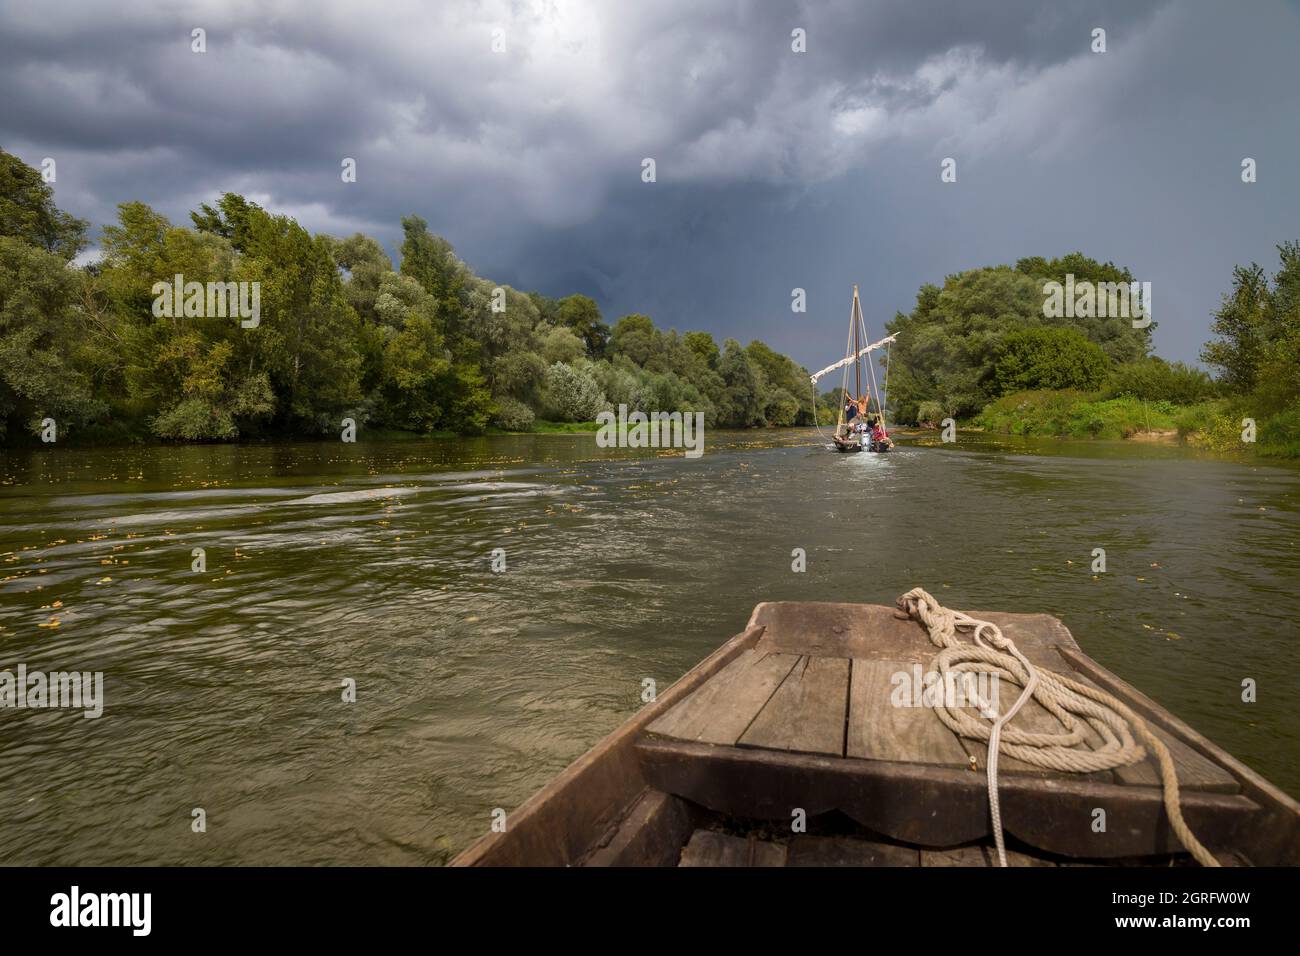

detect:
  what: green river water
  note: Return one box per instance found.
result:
[0,430,1296,864]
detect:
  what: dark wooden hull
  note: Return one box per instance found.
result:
[452,602,1300,867]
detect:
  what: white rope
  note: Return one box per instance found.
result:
[881,340,891,425]
[809,377,836,446]
[895,588,1220,867]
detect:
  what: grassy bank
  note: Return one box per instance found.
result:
[972,390,1300,458]
[518,420,602,433]
[7,418,608,448]
[975,391,1179,439]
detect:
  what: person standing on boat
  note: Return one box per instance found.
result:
[839,388,872,441]
[843,389,870,423]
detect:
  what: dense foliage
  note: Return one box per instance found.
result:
[885,254,1154,423]
[0,150,815,442]
[1196,242,1300,455]
[892,245,1298,457]
[1100,357,1218,405]
[991,327,1109,395]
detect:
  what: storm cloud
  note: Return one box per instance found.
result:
[3,0,1298,368]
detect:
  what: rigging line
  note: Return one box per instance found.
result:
[881,340,891,422]
[857,295,875,406]
[809,377,835,446]
[857,296,884,423]
[837,292,856,431]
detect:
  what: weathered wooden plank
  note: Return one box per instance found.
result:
[747,601,1079,667]
[1001,848,1057,867]
[452,623,766,867]
[921,843,1055,866]
[678,831,787,867]
[580,789,698,867]
[646,650,799,745]
[750,602,933,661]
[846,659,970,766]
[1112,724,1240,793]
[785,835,919,866]
[921,845,992,866]
[636,736,1265,859]
[738,656,850,756]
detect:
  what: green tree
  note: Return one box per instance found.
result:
[555,294,609,357]
[716,339,764,427]
[992,327,1110,395]
[544,362,605,421]
[0,149,88,260]
[368,272,452,431]
[610,313,659,366]
[1016,252,1153,363]
[190,192,261,253]
[231,204,364,428]
[399,216,467,330]
[0,237,103,437]
[1201,263,1272,394]
[539,324,586,365]
[683,330,720,370]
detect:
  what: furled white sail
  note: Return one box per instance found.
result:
[809,334,897,384]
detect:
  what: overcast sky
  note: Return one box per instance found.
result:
[3,0,1298,370]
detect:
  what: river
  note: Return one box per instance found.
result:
[1,430,1296,864]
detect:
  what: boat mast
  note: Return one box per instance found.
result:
[852,285,861,401]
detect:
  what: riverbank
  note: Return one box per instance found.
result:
[972,390,1300,459]
[3,418,611,449]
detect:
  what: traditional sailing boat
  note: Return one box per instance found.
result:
[809,285,896,453]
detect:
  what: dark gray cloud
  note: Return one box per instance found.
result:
[2,0,1297,370]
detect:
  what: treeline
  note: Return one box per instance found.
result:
[0,149,816,443]
[886,253,1196,423]
[886,248,1300,456]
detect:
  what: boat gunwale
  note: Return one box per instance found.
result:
[450,622,767,866]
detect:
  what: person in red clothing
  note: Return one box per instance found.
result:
[868,414,894,450]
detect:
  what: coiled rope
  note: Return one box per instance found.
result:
[895,587,1219,867]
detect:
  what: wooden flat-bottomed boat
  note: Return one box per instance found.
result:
[452,601,1300,867]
